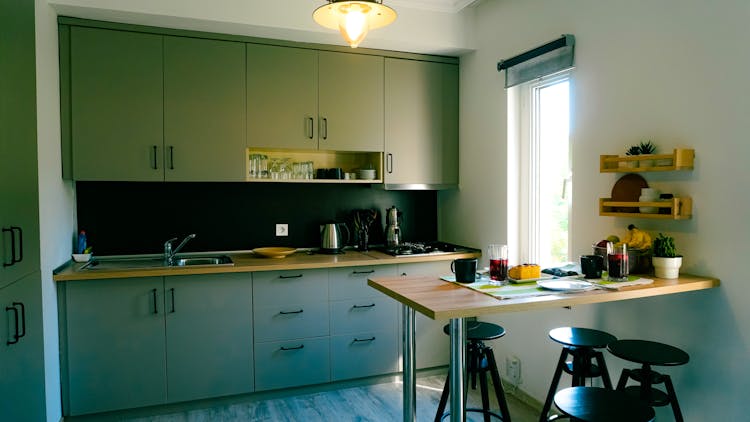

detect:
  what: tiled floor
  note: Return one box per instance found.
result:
[67,373,541,421]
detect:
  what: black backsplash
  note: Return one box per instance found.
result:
[76,182,437,255]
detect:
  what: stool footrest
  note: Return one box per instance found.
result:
[623,385,671,407]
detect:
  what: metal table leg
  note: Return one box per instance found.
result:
[403,304,416,422]
[449,317,466,422]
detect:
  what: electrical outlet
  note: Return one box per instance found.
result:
[506,355,522,385]
[276,224,288,236]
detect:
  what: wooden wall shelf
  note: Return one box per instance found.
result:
[600,148,694,173]
[599,197,692,219]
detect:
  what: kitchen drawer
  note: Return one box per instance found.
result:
[253,301,329,342]
[330,297,397,335]
[253,269,328,305]
[329,265,397,300]
[254,337,330,391]
[331,330,398,381]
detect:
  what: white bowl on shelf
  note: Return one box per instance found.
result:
[72,253,92,263]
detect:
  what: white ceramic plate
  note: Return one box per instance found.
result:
[536,279,595,292]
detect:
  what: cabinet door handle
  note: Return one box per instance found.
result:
[2,227,13,267]
[352,337,376,343]
[152,145,159,170]
[280,344,304,351]
[13,302,25,339]
[279,274,303,279]
[307,117,314,139]
[352,303,376,309]
[151,288,158,314]
[169,288,175,313]
[352,269,375,275]
[11,226,22,265]
[279,309,304,315]
[321,117,328,140]
[5,305,19,345]
[169,146,174,170]
[387,153,393,174]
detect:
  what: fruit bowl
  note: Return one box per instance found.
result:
[252,247,297,259]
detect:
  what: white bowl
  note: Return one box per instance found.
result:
[72,253,92,263]
[358,169,376,180]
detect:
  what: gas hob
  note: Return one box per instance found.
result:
[378,241,479,258]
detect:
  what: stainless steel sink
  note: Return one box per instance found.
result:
[81,255,233,270]
[173,256,233,267]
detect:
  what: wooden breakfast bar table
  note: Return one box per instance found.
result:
[367,273,719,422]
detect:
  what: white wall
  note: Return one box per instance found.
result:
[36,0,77,420]
[440,0,749,419]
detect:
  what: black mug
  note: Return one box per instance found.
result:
[327,168,344,179]
[451,258,477,283]
[580,254,604,279]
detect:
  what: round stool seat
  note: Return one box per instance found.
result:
[442,321,505,341]
[549,327,616,348]
[554,386,655,422]
[607,339,689,366]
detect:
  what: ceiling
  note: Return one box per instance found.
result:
[390,0,480,13]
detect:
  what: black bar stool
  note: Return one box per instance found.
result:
[434,321,511,422]
[607,339,689,422]
[554,386,655,422]
[539,327,616,422]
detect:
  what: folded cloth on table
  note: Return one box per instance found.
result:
[584,275,653,290]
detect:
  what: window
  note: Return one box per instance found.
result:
[513,71,572,267]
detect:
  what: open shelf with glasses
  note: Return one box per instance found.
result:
[600,148,694,173]
[599,197,692,219]
[245,149,383,183]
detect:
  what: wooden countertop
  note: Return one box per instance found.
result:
[367,274,720,320]
[53,249,482,282]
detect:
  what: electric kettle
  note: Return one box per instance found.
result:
[320,222,350,254]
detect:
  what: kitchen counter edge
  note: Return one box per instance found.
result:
[52,250,482,282]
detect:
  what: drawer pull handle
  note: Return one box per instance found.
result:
[151,288,158,314]
[279,309,304,315]
[352,303,376,309]
[353,337,376,343]
[279,274,303,279]
[280,344,305,351]
[352,269,375,275]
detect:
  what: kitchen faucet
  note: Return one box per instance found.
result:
[164,234,196,266]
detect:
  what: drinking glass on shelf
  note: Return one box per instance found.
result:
[608,244,629,281]
[488,244,508,284]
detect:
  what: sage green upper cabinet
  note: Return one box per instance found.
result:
[247,44,318,150]
[70,27,164,181]
[247,46,383,152]
[164,36,246,181]
[318,51,384,152]
[384,58,459,189]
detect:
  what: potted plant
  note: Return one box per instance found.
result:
[652,233,682,279]
[638,140,656,167]
[624,145,641,168]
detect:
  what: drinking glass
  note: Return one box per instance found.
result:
[488,244,508,284]
[608,244,629,281]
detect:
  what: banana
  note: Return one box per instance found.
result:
[616,224,652,250]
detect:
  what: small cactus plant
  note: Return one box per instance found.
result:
[653,233,678,257]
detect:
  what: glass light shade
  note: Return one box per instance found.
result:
[313,1,397,48]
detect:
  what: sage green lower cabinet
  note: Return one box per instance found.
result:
[164,273,254,403]
[252,269,330,391]
[396,262,451,369]
[64,274,254,416]
[65,277,166,415]
[329,265,399,381]
[0,273,45,421]
[254,337,330,391]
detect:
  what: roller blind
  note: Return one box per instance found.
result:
[497,34,575,88]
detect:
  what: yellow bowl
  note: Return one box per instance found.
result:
[252,247,297,259]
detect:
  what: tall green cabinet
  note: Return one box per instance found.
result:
[0,0,46,419]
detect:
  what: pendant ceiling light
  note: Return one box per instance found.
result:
[313,0,397,48]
